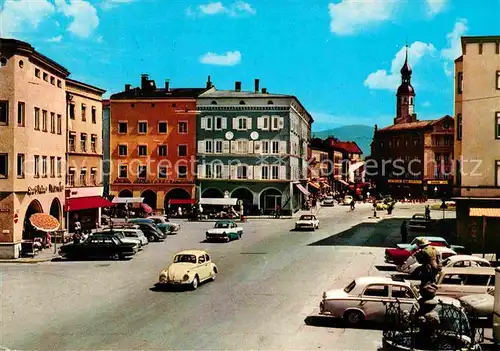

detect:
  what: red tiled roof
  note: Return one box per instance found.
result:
[378,115,453,132]
[331,140,363,154]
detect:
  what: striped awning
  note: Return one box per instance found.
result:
[469,208,500,217]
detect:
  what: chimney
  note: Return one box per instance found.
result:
[261,88,267,94]
[254,79,260,93]
[206,75,212,89]
[141,74,149,89]
[165,79,170,91]
[125,84,131,91]
[235,81,241,92]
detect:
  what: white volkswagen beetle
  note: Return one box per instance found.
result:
[295,214,319,230]
[158,250,217,290]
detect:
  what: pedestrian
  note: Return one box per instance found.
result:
[400,220,408,243]
[350,199,355,211]
[425,205,431,220]
[275,205,281,219]
[74,219,81,235]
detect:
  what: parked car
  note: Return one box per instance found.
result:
[407,213,432,230]
[385,241,450,266]
[131,222,165,242]
[295,215,319,231]
[148,215,181,233]
[120,228,148,246]
[157,250,217,290]
[206,220,243,242]
[93,232,142,249]
[59,234,138,260]
[128,218,171,235]
[343,195,353,205]
[397,236,467,255]
[459,290,494,318]
[322,196,335,206]
[435,266,495,298]
[319,276,459,326]
[398,246,457,275]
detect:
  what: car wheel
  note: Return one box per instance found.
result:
[148,235,156,242]
[238,232,242,239]
[112,253,121,260]
[191,275,199,290]
[211,267,217,281]
[344,310,364,326]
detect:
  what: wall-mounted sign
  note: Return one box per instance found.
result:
[388,179,422,184]
[427,180,448,185]
[28,182,64,195]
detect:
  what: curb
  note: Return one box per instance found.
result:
[0,256,61,264]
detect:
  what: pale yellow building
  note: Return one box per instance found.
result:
[0,39,68,258]
[453,36,500,252]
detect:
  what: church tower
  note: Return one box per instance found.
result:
[394,45,416,124]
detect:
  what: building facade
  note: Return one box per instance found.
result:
[452,36,500,251]
[308,146,330,195]
[0,39,68,258]
[110,74,209,213]
[196,80,313,215]
[64,79,107,231]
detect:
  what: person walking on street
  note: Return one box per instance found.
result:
[275,205,281,219]
[425,205,431,220]
[350,199,355,211]
[401,220,408,243]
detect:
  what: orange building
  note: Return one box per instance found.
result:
[110,74,210,213]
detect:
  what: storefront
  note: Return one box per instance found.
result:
[425,179,452,199]
[65,187,114,233]
[386,179,423,198]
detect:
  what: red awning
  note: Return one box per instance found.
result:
[65,196,115,212]
[169,199,196,205]
[141,203,153,214]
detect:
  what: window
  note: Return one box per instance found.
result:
[80,134,87,152]
[177,165,187,178]
[178,121,188,133]
[457,72,463,94]
[81,104,86,121]
[42,156,47,177]
[42,110,47,131]
[118,122,128,134]
[272,116,279,130]
[138,145,147,156]
[262,116,269,130]
[205,164,212,178]
[215,140,223,153]
[205,140,213,153]
[90,169,97,185]
[237,165,247,179]
[34,107,40,130]
[272,140,279,154]
[391,286,414,299]
[206,117,213,130]
[496,112,500,139]
[388,140,393,148]
[91,107,96,124]
[158,122,167,134]
[67,170,74,186]
[69,134,75,152]
[138,165,147,178]
[465,275,491,286]
[119,165,128,178]
[158,165,168,178]
[441,274,465,285]
[57,157,61,177]
[80,169,87,185]
[239,101,245,105]
[271,165,279,179]
[457,113,462,140]
[57,114,62,134]
[497,71,500,90]
[50,157,55,177]
[17,102,25,126]
[69,104,75,120]
[119,145,128,156]
[413,139,420,146]
[138,121,147,134]
[50,112,55,133]
[0,154,7,178]
[34,155,39,177]
[262,140,269,154]
[91,135,97,153]
[362,285,389,297]
[16,154,24,178]
[43,72,48,81]
[395,138,400,147]
[261,165,269,179]
[49,76,54,85]
[57,80,62,88]
[178,145,187,156]
[158,145,167,156]
[215,116,223,130]
[238,117,247,130]
[35,68,41,78]
[214,164,222,179]
[0,101,8,125]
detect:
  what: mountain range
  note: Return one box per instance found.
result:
[311,125,374,156]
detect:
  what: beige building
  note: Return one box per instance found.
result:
[65,79,107,232]
[453,35,500,252]
[0,39,68,258]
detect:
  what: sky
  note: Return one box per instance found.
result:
[1,0,499,132]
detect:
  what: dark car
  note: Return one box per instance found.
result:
[133,222,165,242]
[59,234,138,260]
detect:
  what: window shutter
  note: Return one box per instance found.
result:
[247,165,253,179]
[279,141,287,154]
[222,140,230,153]
[222,117,227,129]
[230,165,237,179]
[222,165,229,179]
[254,140,261,154]
[197,140,205,153]
[248,140,254,153]
[197,164,205,178]
[278,117,284,130]
[200,117,206,130]
[279,165,287,180]
[257,117,263,130]
[230,141,237,153]
[247,117,252,130]
[232,118,237,130]
[254,165,261,180]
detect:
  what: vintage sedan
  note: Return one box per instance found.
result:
[157,250,217,290]
[322,196,335,206]
[397,246,457,276]
[206,220,243,242]
[148,215,181,233]
[319,276,458,326]
[295,215,319,231]
[59,234,138,260]
[397,236,467,254]
[459,290,494,318]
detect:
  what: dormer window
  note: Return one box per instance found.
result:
[211,101,217,105]
[239,101,245,105]
[267,100,274,105]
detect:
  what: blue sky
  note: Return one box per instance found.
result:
[1,0,499,131]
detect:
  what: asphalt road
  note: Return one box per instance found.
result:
[0,202,438,350]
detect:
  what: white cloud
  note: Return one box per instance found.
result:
[200,51,241,66]
[55,0,99,38]
[422,101,432,107]
[0,0,55,38]
[364,41,437,90]
[189,1,256,17]
[440,18,467,76]
[46,35,63,42]
[328,0,400,35]
[101,0,135,10]
[426,0,447,16]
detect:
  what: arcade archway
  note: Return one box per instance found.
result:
[141,189,157,209]
[118,189,133,197]
[260,188,282,214]
[23,199,43,240]
[49,198,62,222]
[201,188,224,198]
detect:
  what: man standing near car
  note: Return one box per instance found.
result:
[400,220,408,243]
[415,238,441,285]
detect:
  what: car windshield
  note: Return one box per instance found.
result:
[174,254,197,263]
[344,280,356,293]
[300,215,313,220]
[215,222,230,228]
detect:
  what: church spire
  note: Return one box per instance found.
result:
[395,42,416,124]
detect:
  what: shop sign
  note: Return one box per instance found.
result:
[388,179,422,184]
[28,182,64,195]
[427,180,448,185]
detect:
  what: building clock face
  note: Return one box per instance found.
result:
[250,131,259,140]
[225,131,234,140]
